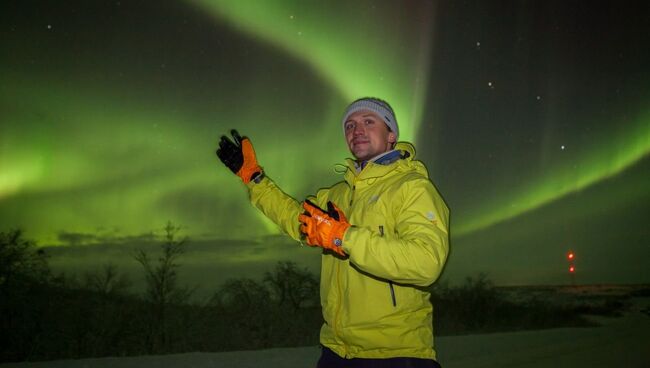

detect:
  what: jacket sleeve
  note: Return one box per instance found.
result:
[247,176,305,242]
[342,179,450,287]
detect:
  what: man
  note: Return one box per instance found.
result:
[217,97,449,367]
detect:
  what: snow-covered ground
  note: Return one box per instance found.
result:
[4,299,648,368]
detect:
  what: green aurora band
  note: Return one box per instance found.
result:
[455,108,650,235]
[186,0,435,142]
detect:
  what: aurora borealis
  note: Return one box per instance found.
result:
[1,1,648,289]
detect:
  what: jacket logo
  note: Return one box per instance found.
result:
[426,211,437,224]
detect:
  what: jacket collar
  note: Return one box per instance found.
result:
[353,149,403,171]
[344,142,417,183]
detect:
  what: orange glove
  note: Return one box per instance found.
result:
[216,130,262,184]
[299,200,350,257]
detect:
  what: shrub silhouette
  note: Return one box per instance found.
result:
[0,229,51,361]
[430,273,597,335]
[0,229,50,289]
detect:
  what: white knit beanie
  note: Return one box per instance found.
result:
[341,97,398,139]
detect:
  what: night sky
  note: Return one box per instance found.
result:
[1,0,648,291]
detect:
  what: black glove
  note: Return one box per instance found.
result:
[303,199,341,221]
[216,130,262,184]
[216,129,245,174]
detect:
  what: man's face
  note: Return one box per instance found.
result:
[344,110,396,162]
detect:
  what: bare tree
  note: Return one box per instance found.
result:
[264,261,318,311]
[134,221,190,353]
[84,264,131,296]
[213,278,271,311]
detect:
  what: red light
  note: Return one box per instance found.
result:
[567,251,574,260]
[569,266,575,273]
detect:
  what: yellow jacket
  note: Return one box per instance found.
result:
[247,142,449,360]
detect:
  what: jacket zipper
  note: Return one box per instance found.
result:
[379,225,397,307]
[334,252,347,356]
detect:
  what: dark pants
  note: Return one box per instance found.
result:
[317,347,442,368]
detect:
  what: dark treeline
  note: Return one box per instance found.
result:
[0,226,322,362]
[1,226,600,363]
